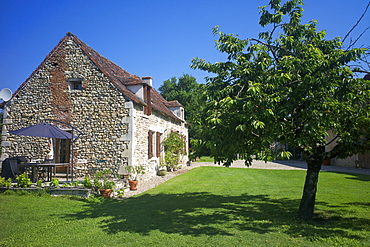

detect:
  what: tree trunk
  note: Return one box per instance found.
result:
[298,159,322,220]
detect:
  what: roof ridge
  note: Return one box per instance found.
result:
[7,33,186,123]
[69,34,146,105]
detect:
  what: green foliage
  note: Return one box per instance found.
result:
[50,178,59,187]
[0,177,12,188]
[82,176,93,188]
[191,0,369,219]
[163,132,186,171]
[15,173,31,188]
[102,180,115,190]
[159,74,209,158]
[125,165,145,181]
[159,74,203,123]
[62,181,80,188]
[36,180,43,187]
[192,0,369,165]
[89,170,116,192]
[116,188,125,198]
[72,180,80,187]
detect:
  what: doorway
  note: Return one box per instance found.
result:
[55,138,71,173]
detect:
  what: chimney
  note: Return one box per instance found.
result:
[142,76,153,86]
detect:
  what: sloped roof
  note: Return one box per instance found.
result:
[5,32,185,123]
[150,89,183,120]
[164,100,184,108]
[70,32,146,105]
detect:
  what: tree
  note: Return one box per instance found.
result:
[159,74,209,159]
[159,74,203,123]
[191,0,370,220]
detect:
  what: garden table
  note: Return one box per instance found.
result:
[18,163,70,182]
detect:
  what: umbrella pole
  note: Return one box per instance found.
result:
[45,119,84,182]
[71,128,74,181]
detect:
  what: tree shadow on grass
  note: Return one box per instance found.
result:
[62,192,369,242]
[339,172,370,182]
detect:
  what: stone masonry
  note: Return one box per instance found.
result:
[1,33,188,180]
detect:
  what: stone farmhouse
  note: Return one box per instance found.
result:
[1,32,189,179]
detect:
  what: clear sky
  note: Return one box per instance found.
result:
[0,0,369,95]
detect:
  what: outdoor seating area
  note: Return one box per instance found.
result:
[1,156,71,182]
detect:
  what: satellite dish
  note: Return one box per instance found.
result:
[0,88,12,101]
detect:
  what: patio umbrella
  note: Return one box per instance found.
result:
[9,122,77,180]
[8,122,75,139]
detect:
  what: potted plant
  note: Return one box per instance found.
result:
[126,165,145,190]
[99,180,115,198]
[158,169,167,177]
[158,161,167,176]
[93,170,115,198]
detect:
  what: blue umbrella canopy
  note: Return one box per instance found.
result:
[9,122,74,139]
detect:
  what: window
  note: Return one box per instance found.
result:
[68,79,83,91]
[148,130,153,158]
[149,130,161,158]
[156,132,161,157]
[144,85,152,115]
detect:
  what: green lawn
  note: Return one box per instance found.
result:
[0,167,369,246]
[197,156,215,162]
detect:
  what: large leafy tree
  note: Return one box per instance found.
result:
[159,74,203,123]
[159,74,208,158]
[191,0,369,220]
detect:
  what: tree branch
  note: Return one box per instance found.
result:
[343,1,370,44]
[325,135,340,147]
[348,25,370,49]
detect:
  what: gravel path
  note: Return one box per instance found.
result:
[121,160,369,199]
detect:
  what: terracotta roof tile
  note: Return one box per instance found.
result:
[164,100,184,108]
[5,32,185,123]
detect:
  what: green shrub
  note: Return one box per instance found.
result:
[15,173,31,188]
[36,180,43,187]
[83,170,115,194]
[0,177,12,188]
[163,131,186,171]
[82,176,93,188]
[50,178,59,187]
[3,189,15,195]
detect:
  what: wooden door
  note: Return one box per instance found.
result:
[55,139,71,173]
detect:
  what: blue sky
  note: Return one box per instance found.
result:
[0,0,369,95]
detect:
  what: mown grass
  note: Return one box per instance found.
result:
[196,156,215,162]
[0,167,369,246]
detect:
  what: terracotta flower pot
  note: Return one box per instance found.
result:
[158,170,167,176]
[99,189,112,198]
[128,180,138,191]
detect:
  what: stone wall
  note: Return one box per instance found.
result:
[2,37,130,176]
[2,35,189,181]
[131,105,188,181]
